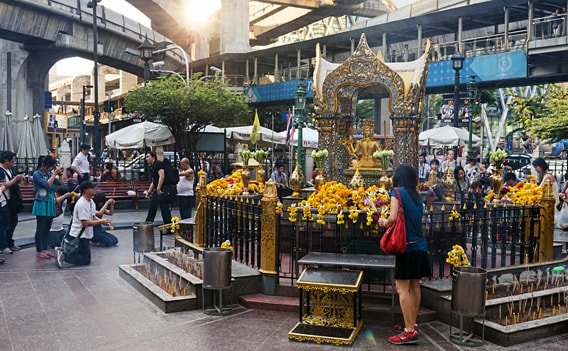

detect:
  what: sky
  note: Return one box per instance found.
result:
[52,0,417,77]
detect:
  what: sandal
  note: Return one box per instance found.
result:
[36,252,51,260]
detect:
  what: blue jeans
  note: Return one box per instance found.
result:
[92,224,118,247]
[48,229,66,249]
[0,206,9,250]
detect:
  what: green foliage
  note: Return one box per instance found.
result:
[529,86,568,142]
[355,99,375,128]
[507,87,547,133]
[125,75,249,154]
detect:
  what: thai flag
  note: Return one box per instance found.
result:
[285,108,295,145]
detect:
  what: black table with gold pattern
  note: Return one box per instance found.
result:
[288,268,363,346]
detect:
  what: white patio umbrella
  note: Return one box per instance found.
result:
[17,115,38,158]
[1,111,14,151]
[105,121,175,149]
[32,113,49,155]
[276,127,319,148]
[225,125,286,145]
[419,125,480,146]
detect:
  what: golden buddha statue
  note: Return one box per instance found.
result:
[340,121,381,169]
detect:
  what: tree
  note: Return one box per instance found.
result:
[125,75,249,157]
[507,87,547,133]
[529,85,568,142]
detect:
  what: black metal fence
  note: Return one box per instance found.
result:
[278,202,541,284]
[204,195,262,268]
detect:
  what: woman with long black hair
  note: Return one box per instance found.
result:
[378,165,430,345]
[32,156,64,259]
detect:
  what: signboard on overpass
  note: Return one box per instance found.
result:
[426,50,527,87]
[244,79,313,104]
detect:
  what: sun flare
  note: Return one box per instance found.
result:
[184,0,221,25]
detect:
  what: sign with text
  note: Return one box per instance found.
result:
[439,95,472,127]
[46,113,68,134]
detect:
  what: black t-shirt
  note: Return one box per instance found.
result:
[151,160,165,188]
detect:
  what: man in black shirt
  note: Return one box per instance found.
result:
[144,151,172,225]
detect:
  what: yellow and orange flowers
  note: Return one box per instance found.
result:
[446,244,470,267]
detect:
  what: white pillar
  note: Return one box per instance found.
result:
[220,0,249,54]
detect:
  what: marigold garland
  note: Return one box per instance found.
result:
[446,244,470,267]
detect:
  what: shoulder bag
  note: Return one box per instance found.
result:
[379,187,407,255]
[61,222,86,256]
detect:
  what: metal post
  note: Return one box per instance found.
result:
[528,1,534,42]
[504,7,510,51]
[417,24,423,55]
[296,48,301,79]
[107,92,112,136]
[468,108,473,154]
[274,53,279,82]
[454,70,460,128]
[458,17,463,53]
[90,0,101,164]
[80,97,85,145]
[297,114,304,175]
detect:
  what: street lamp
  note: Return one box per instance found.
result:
[138,37,154,83]
[294,80,307,176]
[81,84,93,145]
[466,75,478,155]
[87,0,101,167]
[451,52,465,128]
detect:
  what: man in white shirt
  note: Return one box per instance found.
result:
[71,144,91,183]
[56,181,110,268]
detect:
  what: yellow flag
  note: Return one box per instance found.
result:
[250,109,260,145]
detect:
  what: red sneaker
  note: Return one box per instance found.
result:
[388,330,419,345]
[392,324,419,333]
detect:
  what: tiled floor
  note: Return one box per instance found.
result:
[1,229,567,350]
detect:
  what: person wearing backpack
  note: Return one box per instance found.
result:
[144,151,172,225]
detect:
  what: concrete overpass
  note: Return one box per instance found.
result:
[0,0,183,120]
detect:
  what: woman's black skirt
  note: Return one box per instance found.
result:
[395,251,431,280]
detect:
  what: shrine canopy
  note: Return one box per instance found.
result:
[419,125,480,146]
[105,121,175,149]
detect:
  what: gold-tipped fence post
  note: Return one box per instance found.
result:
[194,172,208,247]
[259,180,279,295]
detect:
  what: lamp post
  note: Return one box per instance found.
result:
[466,75,478,155]
[80,84,93,145]
[138,38,154,83]
[451,52,465,128]
[294,80,307,176]
[87,0,101,166]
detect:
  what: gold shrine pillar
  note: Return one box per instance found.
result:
[537,181,555,262]
[316,115,335,179]
[391,114,420,169]
[259,181,279,294]
[193,172,208,247]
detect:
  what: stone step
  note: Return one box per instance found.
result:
[239,293,438,323]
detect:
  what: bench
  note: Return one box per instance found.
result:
[298,252,396,321]
[97,181,142,209]
[20,183,34,203]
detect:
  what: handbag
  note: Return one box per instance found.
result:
[61,226,86,256]
[379,188,407,255]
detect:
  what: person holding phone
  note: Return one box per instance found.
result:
[32,156,64,260]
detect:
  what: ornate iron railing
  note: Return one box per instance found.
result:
[277,202,541,283]
[204,195,262,268]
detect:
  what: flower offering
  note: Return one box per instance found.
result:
[446,244,470,267]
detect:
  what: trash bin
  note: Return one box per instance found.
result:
[203,248,232,289]
[451,266,487,317]
[133,222,154,253]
